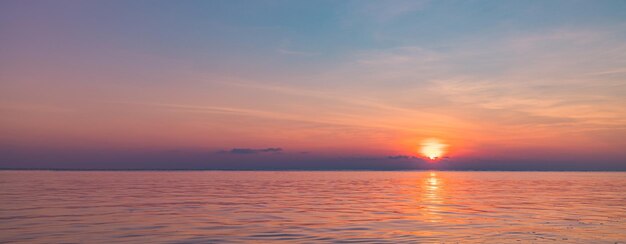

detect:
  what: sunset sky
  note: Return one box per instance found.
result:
[1,0,625,170]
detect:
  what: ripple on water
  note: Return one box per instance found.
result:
[1,171,625,243]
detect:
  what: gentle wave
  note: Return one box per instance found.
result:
[1,171,625,243]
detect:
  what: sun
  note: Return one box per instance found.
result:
[420,138,447,160]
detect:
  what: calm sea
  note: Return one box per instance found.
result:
[1,171,625,243]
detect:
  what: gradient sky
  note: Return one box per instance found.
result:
[1,0,626,170]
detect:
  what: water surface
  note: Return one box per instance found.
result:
[1,171,625,243]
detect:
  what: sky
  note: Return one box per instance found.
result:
[1,0,626,170]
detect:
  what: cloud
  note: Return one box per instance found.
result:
[219,148,283,155]
[387,155,419,160]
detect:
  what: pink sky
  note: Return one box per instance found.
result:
[1,1,625,170]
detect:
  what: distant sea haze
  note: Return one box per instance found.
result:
[2,157,626,171]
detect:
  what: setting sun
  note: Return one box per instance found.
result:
[420,139,448,160]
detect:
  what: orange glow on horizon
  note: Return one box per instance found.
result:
[420,138,448,160]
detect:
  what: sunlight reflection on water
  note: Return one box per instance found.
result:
[1,171,625,243]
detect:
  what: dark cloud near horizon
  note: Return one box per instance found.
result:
[1,147,626,171]
[218,148,283,155]
[387,155,452,160]
[387,155,420,160]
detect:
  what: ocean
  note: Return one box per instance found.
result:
[1,171,625,243]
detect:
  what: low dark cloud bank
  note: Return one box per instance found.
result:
[1,147,625,170]
[388,155,420,160]
[218,148,283,155]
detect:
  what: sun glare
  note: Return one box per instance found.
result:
[420,139,447,160]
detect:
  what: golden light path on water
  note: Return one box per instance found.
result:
[422,172,443,222]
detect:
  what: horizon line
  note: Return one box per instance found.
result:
[2,168,626,172]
